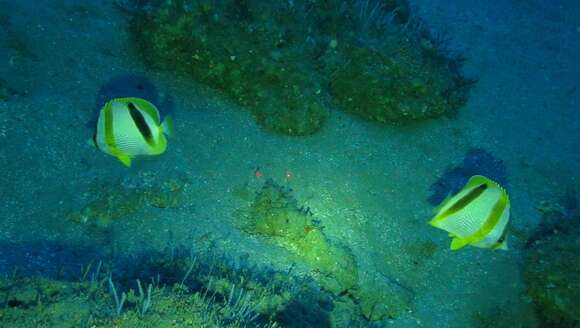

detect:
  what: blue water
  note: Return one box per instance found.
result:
[0,0,578,327]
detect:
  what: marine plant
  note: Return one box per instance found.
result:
[124,0,473,135]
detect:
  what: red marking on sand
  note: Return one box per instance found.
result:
[255,169,263,178]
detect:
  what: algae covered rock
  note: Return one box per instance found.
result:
[126,0,472,135]
[237,178,417,322]
[0,277,97,327]
[352,271,414,321]
[319,0,473,123]
[523,213,580,327]
[327,43,471,123]
[66,177,187,231]
[241,178,358,295]
[129,0,328,136]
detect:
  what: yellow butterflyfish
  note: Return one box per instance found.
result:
[91,97,174,167]
[429,175,510,251]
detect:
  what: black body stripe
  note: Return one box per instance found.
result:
[444,183,488,216]
[128,102,155,146]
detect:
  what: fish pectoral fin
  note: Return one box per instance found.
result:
[450,237,469,250]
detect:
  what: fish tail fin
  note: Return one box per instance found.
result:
[161,115,174,138]
[450,237,469,250]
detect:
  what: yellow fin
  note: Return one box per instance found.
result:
[116,153,132,167]
[450,237,469,250]
[110,148,132,167]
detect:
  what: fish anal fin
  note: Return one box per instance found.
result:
[450,237,469,251]
[112,150,132,167]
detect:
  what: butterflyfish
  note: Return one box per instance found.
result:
[92,97,173,167]
[429,175,510,251]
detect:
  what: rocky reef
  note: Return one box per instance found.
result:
[124,0,473,135]
[522,187,580,327]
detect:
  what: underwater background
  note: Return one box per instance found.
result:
[0,0,578,327]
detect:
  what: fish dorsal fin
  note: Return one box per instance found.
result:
[467,175,510,205]
[119,97,160,125]
[465,175,491,188]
